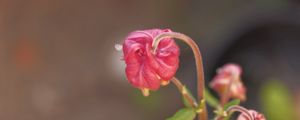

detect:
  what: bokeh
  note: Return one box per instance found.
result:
[1,0,299,120]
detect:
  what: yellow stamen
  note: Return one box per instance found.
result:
[141,88,150,97]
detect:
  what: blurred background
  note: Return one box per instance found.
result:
[1,0,300,120]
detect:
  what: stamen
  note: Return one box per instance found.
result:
[141,88,150,97]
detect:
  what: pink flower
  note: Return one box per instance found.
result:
[237,109,266,120]
[122,29,180,94]
[210,63,246,101]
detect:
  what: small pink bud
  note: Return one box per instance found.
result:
[237,109,266,120]
[122,29,180,92]
[210,63,246,101]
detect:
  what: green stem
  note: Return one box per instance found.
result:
[171,77,198,108]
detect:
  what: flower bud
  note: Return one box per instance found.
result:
[210,63,246,101]
[237,109,266,120]
[122,29,180,94]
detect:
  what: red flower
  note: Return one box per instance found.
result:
[210,63,246,101]
[122,29,180,94]
[237,109,266,120]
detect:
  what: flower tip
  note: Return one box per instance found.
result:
[141,88,150,97]
[161,80,170,86]
[223,63,242,76]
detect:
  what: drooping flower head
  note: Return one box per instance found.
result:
[210,63,246,101]
[237,109,266,120]
[122,29,180,96]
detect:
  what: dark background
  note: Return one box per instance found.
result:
[1,0,300,119]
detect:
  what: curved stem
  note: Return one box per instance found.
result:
[171,77,198,108]
[226,105,253,120]
[153,32,207,120]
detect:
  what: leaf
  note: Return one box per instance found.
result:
[182,87,196,108]
[204,88,219,108]
[260,80,297,120]
[224,99,240,110]
[166,108,196,120]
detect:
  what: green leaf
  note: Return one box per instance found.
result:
[260,80,297,120]
[224,99,240,110]
[182,86,196,108]
[166,108,196,120]
[204,88,219,108]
